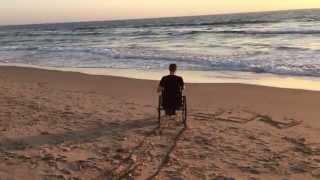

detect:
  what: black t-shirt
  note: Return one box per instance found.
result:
[159,75,184,96]
[159,75,184,108]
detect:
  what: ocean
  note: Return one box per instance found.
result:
[1,9,320,78]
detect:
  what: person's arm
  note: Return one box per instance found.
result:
[158,77,165,93]
[157,86,164,93]
[180,77,185,91]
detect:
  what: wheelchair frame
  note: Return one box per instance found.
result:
[158,92,187,127]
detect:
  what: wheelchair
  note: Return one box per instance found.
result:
[158,90,187,127]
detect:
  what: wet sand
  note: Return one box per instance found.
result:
[0,66,320,179]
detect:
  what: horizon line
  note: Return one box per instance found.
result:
[1,7,319,28]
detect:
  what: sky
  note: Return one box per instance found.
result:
[1,0,320,25]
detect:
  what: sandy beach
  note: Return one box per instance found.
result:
[1,66,320,180]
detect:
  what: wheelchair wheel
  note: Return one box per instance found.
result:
[181,96,187,126]
[158,95,162,126]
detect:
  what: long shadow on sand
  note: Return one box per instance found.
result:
[0,117,158,151]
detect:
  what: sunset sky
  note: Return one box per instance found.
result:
[1,0,320,25]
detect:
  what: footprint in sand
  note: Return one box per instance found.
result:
[213,176,235,180]
[256,115,302,129]
[192,109,258,124]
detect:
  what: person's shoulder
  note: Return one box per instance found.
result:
[175,75,183,80]
[161,75,170,81]
[162,75,170,79]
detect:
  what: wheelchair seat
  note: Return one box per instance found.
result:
[158,90,187,126]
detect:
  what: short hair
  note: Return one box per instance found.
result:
[169,64,177,72]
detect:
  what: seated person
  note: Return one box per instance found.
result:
[158,64,184,116]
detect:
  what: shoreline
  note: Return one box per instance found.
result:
[2,63,320,91]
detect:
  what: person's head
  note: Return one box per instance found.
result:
[169,64,177,74]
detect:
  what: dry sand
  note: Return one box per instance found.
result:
[0,66,320,180]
